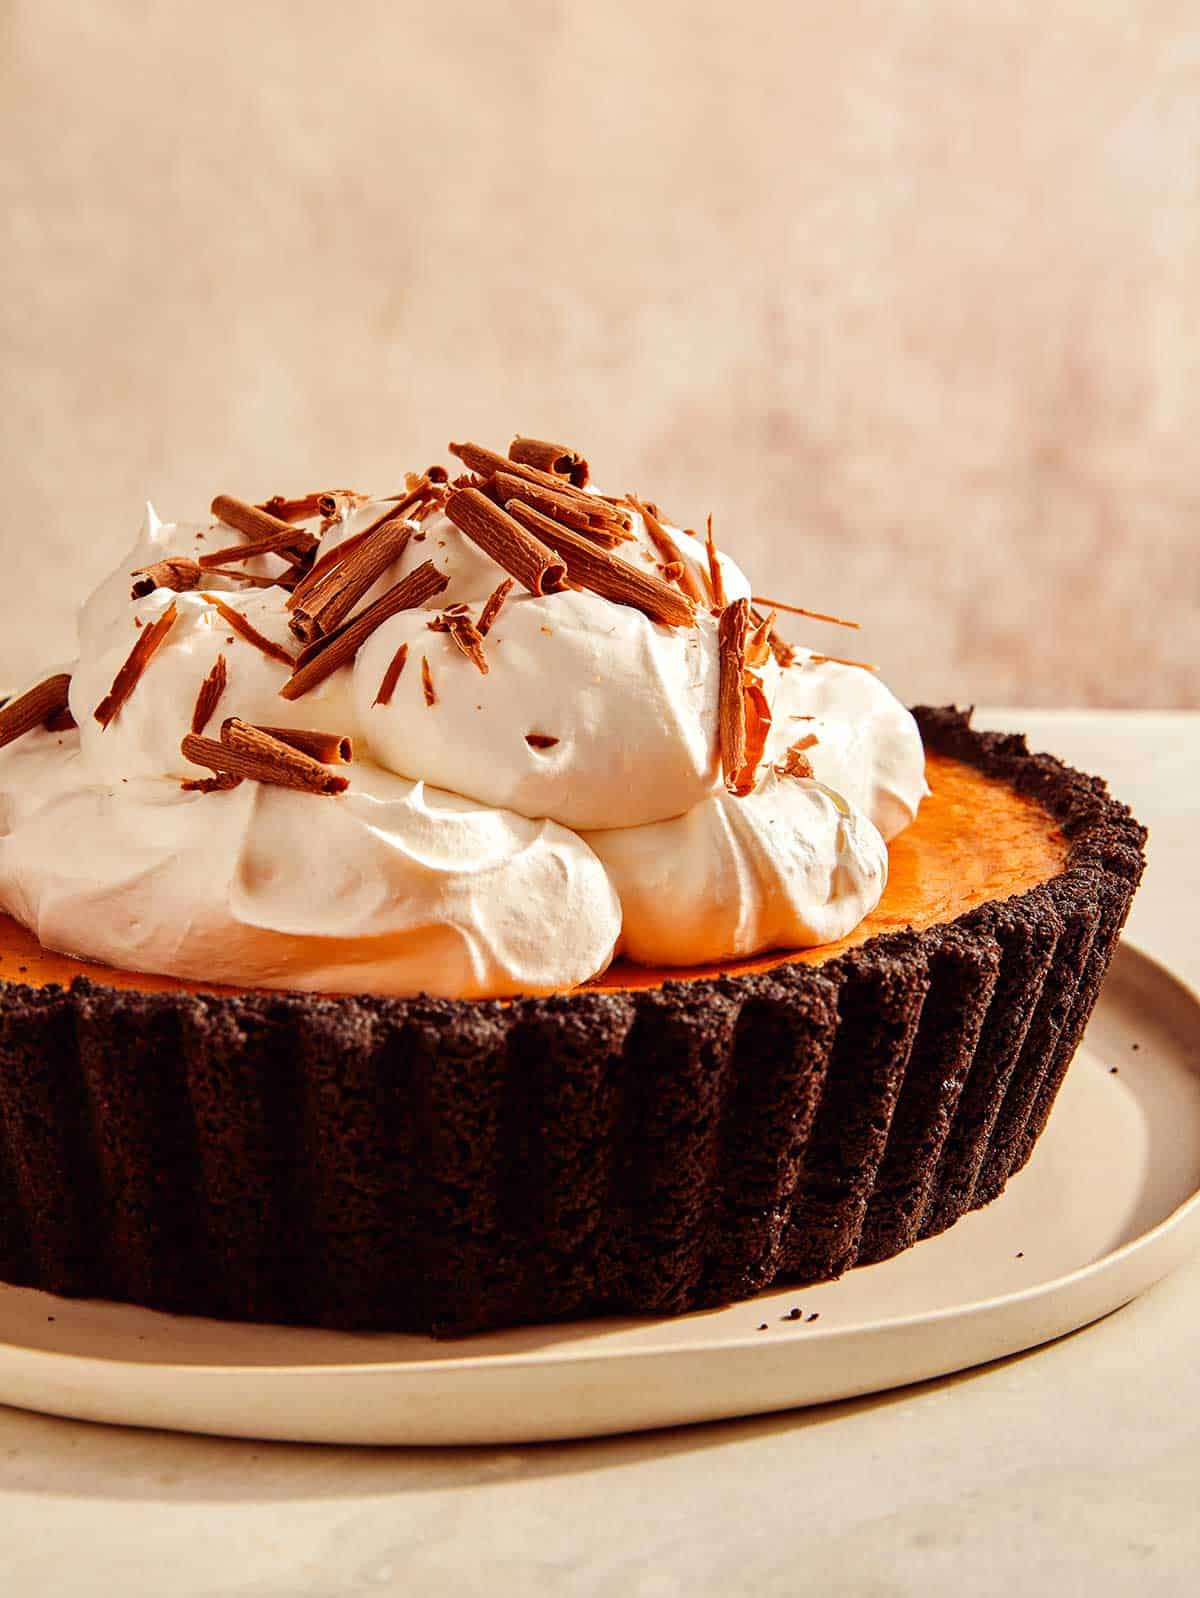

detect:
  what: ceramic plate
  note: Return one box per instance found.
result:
[0,941,1197,1445]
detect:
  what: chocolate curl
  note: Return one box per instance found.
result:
[508,435,590,488]
[280,560,449,700]
[131,557,201,599]
[181,722,349,795]
[0,675,74,748]
[444,488,567,597]
[503,500,695,628]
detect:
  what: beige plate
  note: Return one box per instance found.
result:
[0,941,1197,1446]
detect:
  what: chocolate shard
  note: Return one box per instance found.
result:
[94,604,179,728]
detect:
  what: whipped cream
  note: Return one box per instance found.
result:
[356,590,774,830]
[587,773,888,966]
[0,726,616,997]
[0,459,927,997]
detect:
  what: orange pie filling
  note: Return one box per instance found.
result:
[0,753,1068,1000]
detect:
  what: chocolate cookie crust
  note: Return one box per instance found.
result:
[0,708,1147,1335]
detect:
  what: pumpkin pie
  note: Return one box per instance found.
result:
[0,440,1146,1335]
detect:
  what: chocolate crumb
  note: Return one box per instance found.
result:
[1131,1042,1140,1051]
[1110,1066,1119,1074]
[1016,1251,1024,1258]
[757,1323,769,1331]
[783,1307,803,1321]
[807,1312,819,1323]
[525,733,559,750]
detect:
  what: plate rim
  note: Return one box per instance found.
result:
[0,938,1196,1384]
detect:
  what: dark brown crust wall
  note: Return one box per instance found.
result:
[0,708,1147,1335]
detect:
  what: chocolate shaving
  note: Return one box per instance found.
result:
[191,655,228,734]
[775,733,819,780]
[489,472,633,541]
[750,595,860,630]
[718,598,773,796]
[44,707,77,733]
[199,529,315,571]
[749,606,804,671]
[258,492,320,522]
[810,653,878,672]
[202,594,296,668]
[477,577,514,637]
[524,733,559,749]
[94,603,179,729]
[234,721,353,765]
[280,560,449,700]
[428,611,489,675]
[421,655,436,706]
[317,490,372,524]
[289,521,412,644]
[444,487,567,596]
[287,492,431,615]
[373,642,409,706]
[768,630,797,669]
[131,556,201,599]
[208,496,317,565]
[504,500,696,627]
[704,514,727,609]
[257,490,364,524]
[288,527,376,611]
[181,771,242,795]
[201,568,294,591]
[182,725,348,796]
[377,476,445,520]
[508,435,590,488]
[624,496,706,604]
[449,442,631,527]
[747,608,775,668]
[0,675,73,749]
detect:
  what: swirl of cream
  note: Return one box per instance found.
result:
[586,771,887,965]
[765,655,928,840]
[0,730,619,997]
[354,586,778,831]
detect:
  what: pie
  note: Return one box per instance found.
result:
[0,440,1145,1334]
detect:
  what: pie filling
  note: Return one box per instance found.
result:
[0,753,1068,998]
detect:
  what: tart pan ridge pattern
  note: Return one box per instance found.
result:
[0,707,1147,1335]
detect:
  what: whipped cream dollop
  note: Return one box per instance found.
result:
[0,457,927,996]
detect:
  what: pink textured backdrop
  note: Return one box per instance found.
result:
[2,0,1198,705]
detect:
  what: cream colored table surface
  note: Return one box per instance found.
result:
[0,711,1196,1598]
